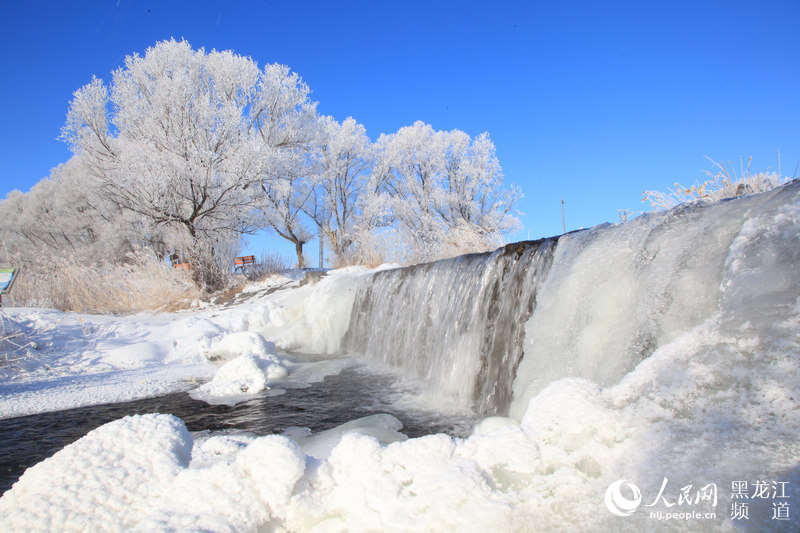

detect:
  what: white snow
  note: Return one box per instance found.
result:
[0,309,219,419]
[0,414,193,531]
[0,267,376,418]
[190,352,288,405]
[187,331,289,405]
[250,267,371,354]
[238,270,305,294]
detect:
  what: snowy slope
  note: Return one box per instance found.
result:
[0,269,372,419]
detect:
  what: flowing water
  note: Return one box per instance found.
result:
[0,364,477,495]
[343,238,558,416]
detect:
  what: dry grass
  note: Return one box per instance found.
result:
[1,250,203,314]
[643,156,790,210]
[242,251,292,281]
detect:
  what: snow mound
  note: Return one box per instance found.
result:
[284,413,408,459]
[0,414,192,531]
[0,412,528,531]
[133,434,307,532]
[252,268,370,353]
[189,330,288,405]
[204,330,277,364]
[240,271,305,294]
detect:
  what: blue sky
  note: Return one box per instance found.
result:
[2,1,798,263]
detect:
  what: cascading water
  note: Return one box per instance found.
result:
[343,238,557,416]
[342,180,800,420]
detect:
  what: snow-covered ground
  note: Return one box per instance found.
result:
[0,268,376,419]
[1,184,799,531]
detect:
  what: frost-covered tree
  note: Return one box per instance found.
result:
[257,164,316,268]
[306,116,375,262]
[249,65,319,268]
[64,42,259,240]
[0,155,138,262]
[61,39,317,287]
[373,121,521,261]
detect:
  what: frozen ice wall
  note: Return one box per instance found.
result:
[342,180,800,419]
[512,179,800,416]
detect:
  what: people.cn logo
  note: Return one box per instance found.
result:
[605,479,643,517]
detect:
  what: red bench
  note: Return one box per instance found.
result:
[234,255,257,272]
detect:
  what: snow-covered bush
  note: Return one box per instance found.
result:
[335,223,504,267]
[239,251,292,282]
[0,313,31,368]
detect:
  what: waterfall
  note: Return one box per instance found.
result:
[343,239,557,416]
[342,180,800,418]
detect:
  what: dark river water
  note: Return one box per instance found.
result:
[0,366,476,496]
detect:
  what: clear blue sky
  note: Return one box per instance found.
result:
[2,0,799,263]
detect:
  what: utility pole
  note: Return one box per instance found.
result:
[318,228,324,269]
[561,199,566,234]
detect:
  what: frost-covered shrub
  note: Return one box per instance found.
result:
[644,157,791,210]
[333,228,411,267]
[235,251,292,282]
[367,121,521,265]
[0,314,32,369]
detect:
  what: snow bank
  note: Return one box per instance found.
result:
[0,309,220,419]
[0,267,377,419]
[239,270,305,294]
[0,414,192,531]
[284,413,408,459]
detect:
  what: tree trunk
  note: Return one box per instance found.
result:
[295,240,306,268]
